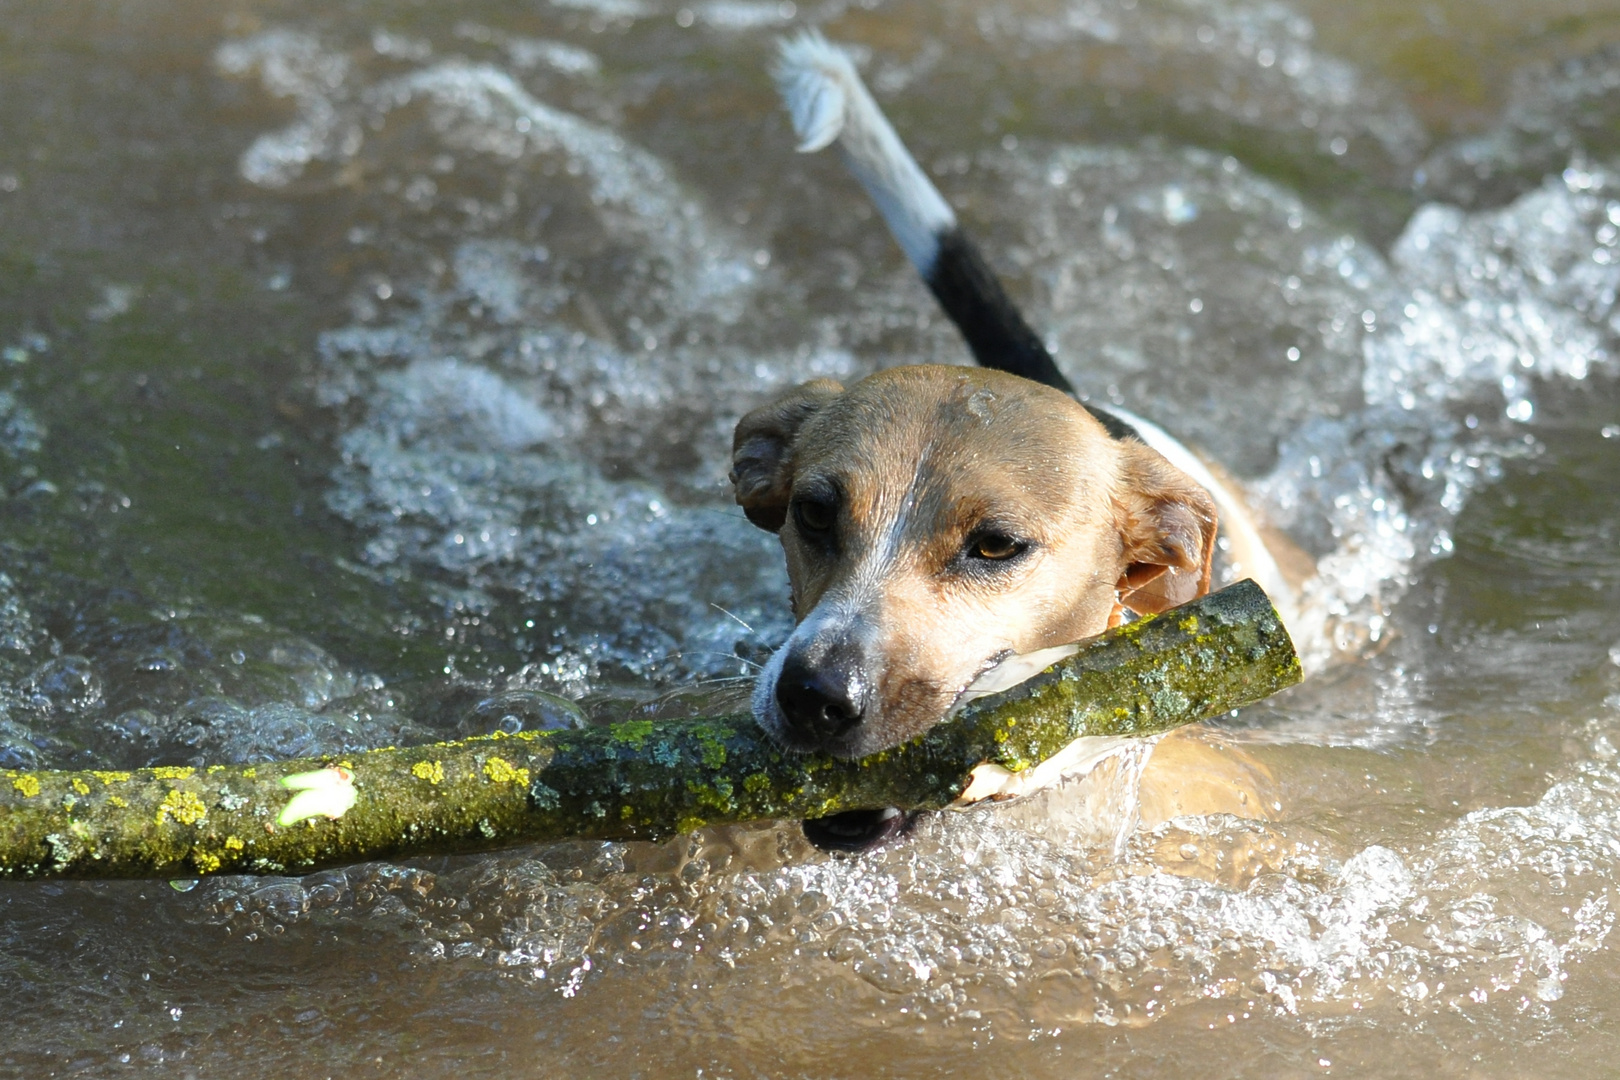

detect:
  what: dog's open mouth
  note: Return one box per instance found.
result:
[802,807,920,853]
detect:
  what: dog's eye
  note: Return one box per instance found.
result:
[793,497,837,535]
[969,532,1026,561]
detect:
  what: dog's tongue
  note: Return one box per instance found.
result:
[802,807,919,853]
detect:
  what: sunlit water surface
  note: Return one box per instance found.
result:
[3,0,1620,1075]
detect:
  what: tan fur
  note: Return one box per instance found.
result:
[734,365,1221,757]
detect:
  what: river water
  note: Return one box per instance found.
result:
[3,0,1620,1074]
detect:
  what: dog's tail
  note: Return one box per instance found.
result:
[772,32,1079,399]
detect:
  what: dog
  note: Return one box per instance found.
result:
[738,33,1305,852]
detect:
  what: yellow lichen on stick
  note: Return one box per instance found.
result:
[157,789,208,827]
[483,757,529,785]
[0,580,1299,882]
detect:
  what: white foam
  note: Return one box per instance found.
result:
[214,31,357,188]
[217,33,755,317]
[503,38,601,76]
[697,1,796,30]
[1368,170,1619,416]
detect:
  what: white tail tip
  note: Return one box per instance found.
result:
[773,30,859,154]
[769,30,956,273]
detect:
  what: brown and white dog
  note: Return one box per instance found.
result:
[740,34,1304,851]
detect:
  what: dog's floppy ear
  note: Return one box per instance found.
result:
[1112,441,1218,615]
[731,379,843,532]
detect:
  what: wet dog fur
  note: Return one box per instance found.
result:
[734,366,1216,759]
[744,33,1298,852]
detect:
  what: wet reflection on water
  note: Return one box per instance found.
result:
[2,0,1620,1075]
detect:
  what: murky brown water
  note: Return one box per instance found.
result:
[3,0,1620,1075]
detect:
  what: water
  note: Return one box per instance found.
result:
[3,0,1620,1074]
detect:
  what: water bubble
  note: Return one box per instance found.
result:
[457,689,586,736]
[24,655,103,715]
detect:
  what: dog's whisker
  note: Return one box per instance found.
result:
[651,648,768,675]
[675,672,758,687]
[709,602,757,636]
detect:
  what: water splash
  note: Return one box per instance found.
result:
[12,7,1610,1057]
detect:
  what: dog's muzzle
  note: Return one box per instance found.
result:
[758,632,929,854]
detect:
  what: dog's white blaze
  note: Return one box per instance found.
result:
[773,31,956,274]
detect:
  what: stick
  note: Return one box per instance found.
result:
[0,580,1298,880]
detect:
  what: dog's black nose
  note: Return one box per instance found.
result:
[776,650,868,744]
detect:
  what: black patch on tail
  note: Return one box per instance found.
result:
[927,229,1071,392]
[927,228,1138,441]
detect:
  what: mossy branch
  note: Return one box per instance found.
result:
[0,580,1299,881]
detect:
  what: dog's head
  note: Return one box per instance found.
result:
[732,365,1217,758]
